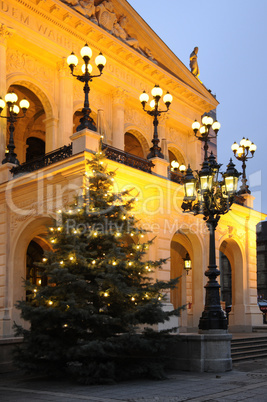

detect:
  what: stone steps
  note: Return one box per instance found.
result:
[231,336,267,362]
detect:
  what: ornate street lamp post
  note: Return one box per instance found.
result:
[192,115,221,161]
[231,137,256,194]
[67,44,106,132]
[182,119,240,331]
[0,92,30,165]
[140,85,172,159]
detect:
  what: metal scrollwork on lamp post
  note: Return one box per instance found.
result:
[182,119,240,331]
[140,85,172,159]
[231,137,256,194]
[192,115,221,161]
[0,92,30,165]
[67,44,106,132]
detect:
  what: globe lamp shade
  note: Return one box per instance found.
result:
[0,97,5,113]
[95,52,106,73]
[80,44,92,60]
[163,91,173,108]
[151,85,163,99]
[192,119,200,134]
[82,63,93,74]
[5,92,18,104]
[19,98,30,111]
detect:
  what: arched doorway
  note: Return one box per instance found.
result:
[124,132,144,158]
[170,229,203,332]
[220,250,232,322]
[219,238,244,330]
[26,239,47,288]
[7,84,46,164]
[26,137,45,162]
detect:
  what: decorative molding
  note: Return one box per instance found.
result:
[7,48,54,93]
[0,24,15,46]
[112,87,127,105]
[60,0,158,64]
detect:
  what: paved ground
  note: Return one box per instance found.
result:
[1,358,267,402]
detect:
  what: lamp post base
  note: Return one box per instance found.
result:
[198,309,228,331]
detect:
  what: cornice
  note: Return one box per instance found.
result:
[5,0,217,113]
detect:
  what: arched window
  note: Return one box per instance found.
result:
[26,137,45,162]
[124,132,144,158]
[26,240,47,289]
[7,84,46,163]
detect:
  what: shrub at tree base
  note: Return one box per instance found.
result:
[14,151,182,384]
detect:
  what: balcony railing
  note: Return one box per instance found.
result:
[169,170,184,184]
[11,143,154,176]
[11,144,73,175]
[102,144,154,173]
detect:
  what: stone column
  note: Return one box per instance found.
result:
[57,59,73,148]
[112,88,126,150]
[0,25,13,162]
[44,117,58,153]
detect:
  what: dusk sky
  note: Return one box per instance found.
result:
[128,0,267,215]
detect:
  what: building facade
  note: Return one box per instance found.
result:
[0,0,265,343]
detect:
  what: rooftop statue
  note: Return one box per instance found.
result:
[189,46,199,77]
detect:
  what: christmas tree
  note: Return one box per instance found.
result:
[14,151,182,384]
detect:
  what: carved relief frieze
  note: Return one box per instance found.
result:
[168,127,185,145]
[124,108,150,134]
[7,49,54,92]
[112,87,127,105]
[60,0,158,64]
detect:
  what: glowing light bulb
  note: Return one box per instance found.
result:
[112,261,117,266]
[42,258,47,262]
[131,297,135,301]
[60,261,64,265]
[48,300,53,305]
[69,256,74,261]
[92,260,96,265]
[104,292,108,297]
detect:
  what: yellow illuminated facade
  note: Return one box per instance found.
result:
[0,0,265,345]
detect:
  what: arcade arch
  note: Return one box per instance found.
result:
[11,217,53,329]
[170,229,203,331]
[219,238,244,327]
[124,129,149,158]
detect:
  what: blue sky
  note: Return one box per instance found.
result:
[128,0,267,214]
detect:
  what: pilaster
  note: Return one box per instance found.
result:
[43,117,58,152]
[57,59,74,148]
[112,88,126,150]
[0,25,13,162]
